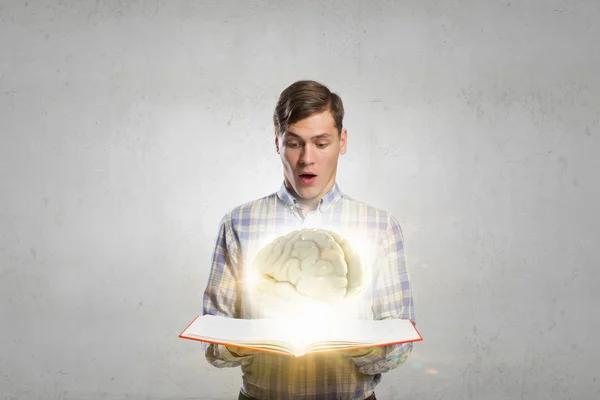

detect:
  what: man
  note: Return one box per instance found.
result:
[202,80,415,400]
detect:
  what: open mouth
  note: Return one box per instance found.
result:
[299,173,317,184]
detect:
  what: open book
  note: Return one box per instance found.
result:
[179,315,422,357]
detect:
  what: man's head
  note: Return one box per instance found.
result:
[273,80,347,211]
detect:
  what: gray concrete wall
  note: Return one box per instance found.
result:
[1,1,599,399]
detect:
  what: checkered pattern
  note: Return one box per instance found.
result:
[202,182,416,400]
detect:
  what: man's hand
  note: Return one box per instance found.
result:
[225,345,256,357]
[342,347,377,358]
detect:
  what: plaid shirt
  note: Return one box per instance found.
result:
[202,182,416,400]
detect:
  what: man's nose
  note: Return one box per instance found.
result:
[299,144,315,165]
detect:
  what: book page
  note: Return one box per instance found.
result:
[303,341,372,354]
[181,315,302,353]
[299,318,419,343]
[180,315,421,355]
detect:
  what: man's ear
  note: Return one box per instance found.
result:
[274,129,280,154]
[339,128,348,155]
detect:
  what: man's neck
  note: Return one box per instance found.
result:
[284,180,337,216]
[298,201,318,217]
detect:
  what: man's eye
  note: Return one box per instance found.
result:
[316,142,329,149]
[287,142,300,148]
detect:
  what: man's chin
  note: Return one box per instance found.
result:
[295,188,319,201]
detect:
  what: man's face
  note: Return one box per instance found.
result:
[275,110,347,208]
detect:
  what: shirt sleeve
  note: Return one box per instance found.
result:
[202,213,253,368]
[350,213,416,375]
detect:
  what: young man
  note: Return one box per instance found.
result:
[202,80,415,400]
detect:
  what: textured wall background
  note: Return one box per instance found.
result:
[1,1,599,399]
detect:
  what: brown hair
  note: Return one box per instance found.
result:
[273,80,344,136]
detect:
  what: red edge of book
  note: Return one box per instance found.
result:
[178,316,423,357]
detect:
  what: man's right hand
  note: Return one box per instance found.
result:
[225,345,256,357]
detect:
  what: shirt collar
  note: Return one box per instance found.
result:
[277,181,343,212]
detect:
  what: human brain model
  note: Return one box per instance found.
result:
[252,228,365,307]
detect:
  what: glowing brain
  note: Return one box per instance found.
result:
[252,228,365,305]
